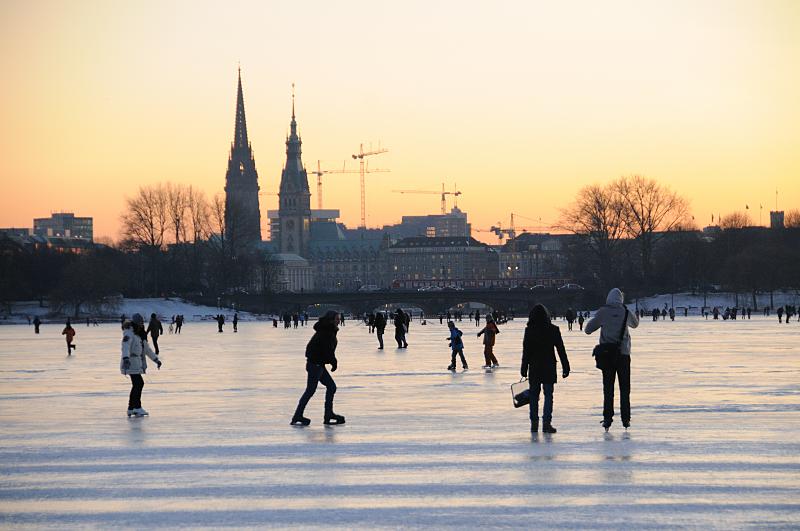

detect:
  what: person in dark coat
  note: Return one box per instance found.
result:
[374,311,387,349]
[521,304,570,433]
[146,313,163,355]
[291,311,345,426]
[33,316,41,334]
[394,309,408,348]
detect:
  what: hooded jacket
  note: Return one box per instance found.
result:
[521,305,570,384]
[120,327,159,375]
[584,288,640,356]
[305,315,339,366]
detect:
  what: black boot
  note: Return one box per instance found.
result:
[324,412,345,425]
[543,422,557,434]
[623,420,630,429]
[290,413,310,426]
[602,418,613,432]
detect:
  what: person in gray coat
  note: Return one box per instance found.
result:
[120,313,162,417]
[585,288,639,431]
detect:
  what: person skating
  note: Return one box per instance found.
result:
[777,306,784,323]
[233,312,239,332]
[565,308,575,331]
[62,320,76,355]
[521,304,570,433]
[375,311,386,349]
[578,313,585,331]
[120,313,162,417]
[477,314,500,368]
[146,313,163,355]
[217,314,225,333]
[585,288,640,431]
[394,309,408,348]
[474,310,481,327]
[291,311,344,426]
[33,316,41,334]
[446,321,468,371]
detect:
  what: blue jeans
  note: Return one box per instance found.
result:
[295,362,336,416]
[529,382,554,423]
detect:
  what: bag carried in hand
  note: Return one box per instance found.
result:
[592,307,628,370]
[511,379,530,408]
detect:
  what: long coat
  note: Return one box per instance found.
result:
[120,328,159,375]
[521,323,570,384]
[305,320,339,366]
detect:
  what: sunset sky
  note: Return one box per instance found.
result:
[1,0,798,243]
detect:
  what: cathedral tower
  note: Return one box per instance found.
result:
[224,69,262,249]
[277,87,312,255]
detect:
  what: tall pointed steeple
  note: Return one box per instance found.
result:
[277,84,311,256]
[224,68,262,248]
[233,67,249,150]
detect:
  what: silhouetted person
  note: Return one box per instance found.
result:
[233,312,239,332]
[446,321,467,371]
[394,309,408,348]
[217,314,225,332]
[374,311,386,349]
[62,320,76,355]
[477,314,500,368]
[33,316,41,334]
[146,313,163,355]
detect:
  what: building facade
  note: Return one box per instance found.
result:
[387,236,498,289]
[33,213,93,241]
[224,70,262,249]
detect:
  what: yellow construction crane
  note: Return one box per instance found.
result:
[308,160,360,210]
[391,183,462,214]
[352,143,389,227]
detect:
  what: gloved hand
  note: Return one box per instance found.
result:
[156,359,162,370]
[330,360,337,372]
[123,358,130,370]
[562,368,569,379]
[520,365,528,378]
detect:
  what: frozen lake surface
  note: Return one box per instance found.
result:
[1,316,799,529]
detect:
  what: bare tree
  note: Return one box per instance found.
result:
[613,175,690,281]
[559,184,626,288]
[121,184,169,251]
[784,209,800,228]
[720,211,751,230]
[186,186,211,243]
[165,183,189,245]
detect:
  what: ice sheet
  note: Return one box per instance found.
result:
[1,316,799,528]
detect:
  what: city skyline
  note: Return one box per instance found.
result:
[1,1,798,244]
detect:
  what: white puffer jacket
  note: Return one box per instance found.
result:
[584,288,640,356]
[120,328,159,375]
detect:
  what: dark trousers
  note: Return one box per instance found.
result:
[602,355,631,423]
[395,330,407,348]
[450,348,467,368]
[530,382,554,423]
[151,335,159,355]
[128,374,144,409]
[483,345,498,366]
[377,332,384,349]
[295,362,336,416]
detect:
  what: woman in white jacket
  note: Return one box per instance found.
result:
[585,288,639,431]
[121,313,162,417]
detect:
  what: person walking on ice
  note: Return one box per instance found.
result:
[446,321,468,371]
[521,304,570,433]
[146,313,163,355]
[61,320,76,355]
[585,288,639,431]
[477,314,500,368]
[120,313,162,417]
[33,316,41,334]
[291,311,345,426]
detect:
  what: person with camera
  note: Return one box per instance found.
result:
[120,313,162,417]
[585,288,639,431]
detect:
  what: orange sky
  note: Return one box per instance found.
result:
[1,0,798,243]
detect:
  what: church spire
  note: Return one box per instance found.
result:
[233,67,249,149]
[289,82,298,138]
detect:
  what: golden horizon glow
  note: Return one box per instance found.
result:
[1,0,799,243]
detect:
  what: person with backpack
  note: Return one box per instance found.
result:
[520,304,570,433]
[446,321,468,371]
[477,314,500,368]
[291,311,345,426]
[120,313,162,417]
[585,288,640,431]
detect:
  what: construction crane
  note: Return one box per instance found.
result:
[307,160,360,210]
[391,183,462,214]
[352,143,389,228]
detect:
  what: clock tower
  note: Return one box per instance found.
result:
[277,87,312,255]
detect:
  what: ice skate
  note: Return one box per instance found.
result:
[290,414,310,426]
[324,412,345,425]
[602,419,613,432]
[126,409,134,417]
[543,423,557,434]
[623,420,630,429]
[132,408,149,417]
[462,364,468,370]
[447,364,456,371]
[491,363,499,368]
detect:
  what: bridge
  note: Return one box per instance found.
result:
[199,289,588,316]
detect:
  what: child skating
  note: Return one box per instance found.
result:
[477,314,500,368]
[61,320,76,355]
[446,321,468,371]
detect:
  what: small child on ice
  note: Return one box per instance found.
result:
[446,321,468,371]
